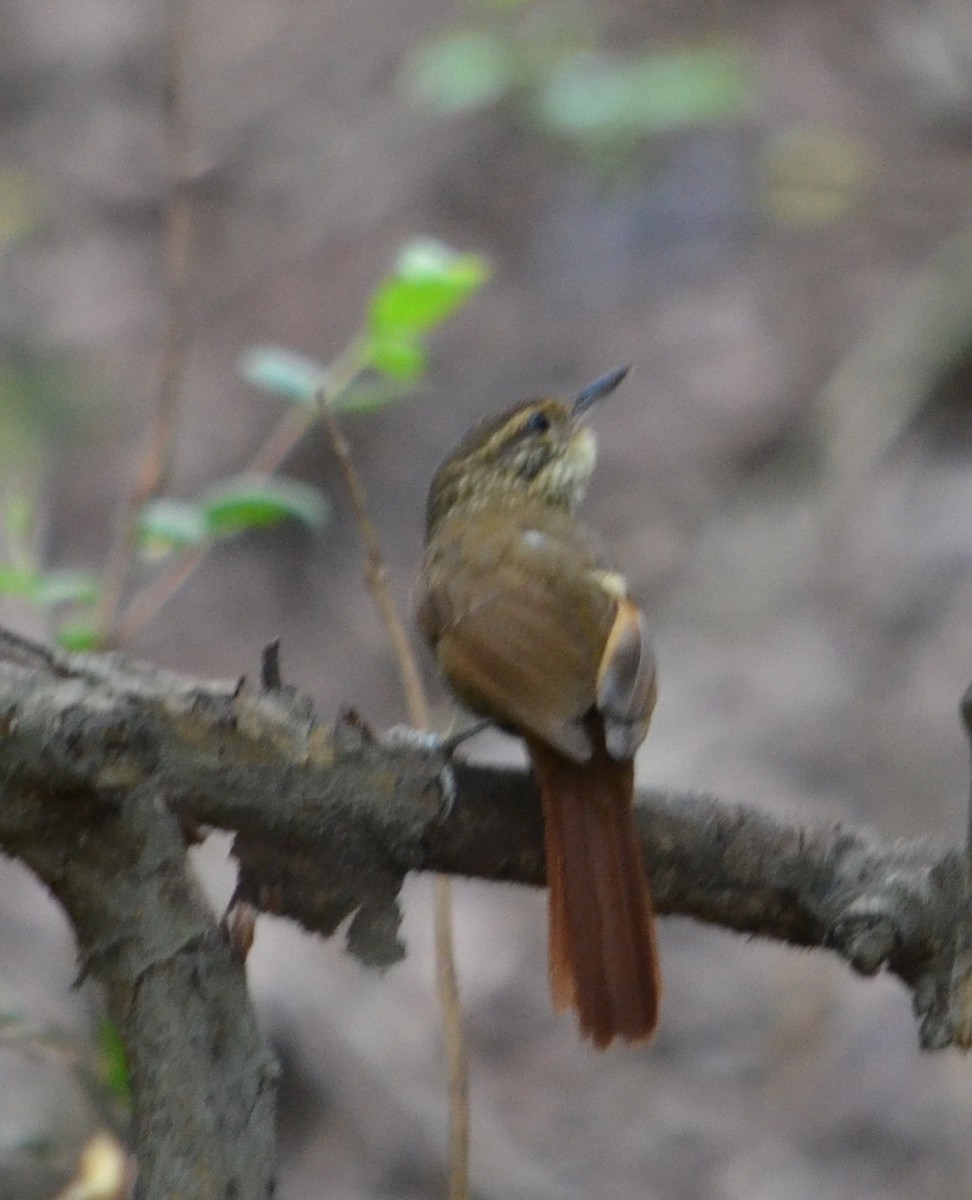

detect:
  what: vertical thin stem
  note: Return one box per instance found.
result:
[434,875,470,1200]
[960,684,972,888]
[96,0,193,645]
[316,401,428,728]
[316,383,470,1200]
[945,683,972,1047]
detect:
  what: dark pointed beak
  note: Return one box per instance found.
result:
[572,364,631,419]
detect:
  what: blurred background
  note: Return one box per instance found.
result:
[3,0,972,1196]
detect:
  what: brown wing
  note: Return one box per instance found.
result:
[596,593,657,759]
[417,506,643,762]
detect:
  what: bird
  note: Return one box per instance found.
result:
[415,366,660,1047]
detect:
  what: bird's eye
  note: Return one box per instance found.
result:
[523,410,550,435]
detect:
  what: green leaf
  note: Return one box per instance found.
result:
[0,563,37,597]
[0,564,98,608]
[238,345,328,406]
[362,333,428,382]
[138,498,209,552]
[201,475,332,537]
[765,127,869,226]
[97,1018,131,1104]
[4,494,34,543]
[535,45,747,141]
[32,570,100,609]
[331,378,413,413]
[406,31,516,114]
[56,621,100,652]
[368,239,490,339]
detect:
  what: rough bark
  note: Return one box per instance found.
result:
[1,626,972,1196]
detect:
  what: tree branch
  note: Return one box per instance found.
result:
[0,631,278,1200]
[0,622,970,1200]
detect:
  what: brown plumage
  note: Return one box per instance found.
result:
[528,730,659,1046]
[416,368,661,1046]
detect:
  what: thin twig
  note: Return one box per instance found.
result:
[96,0,193,646]
[248,405,315,475]
[951,683,972,1048]
[261,638,282,692]
[119,546,206,643]
[316,400,427,726]
[958,685,972,942]
[316,380,471,1200]
[118,406,314,641]
[433,876,470,1200]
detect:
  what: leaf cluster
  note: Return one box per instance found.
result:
[0,239,490,649]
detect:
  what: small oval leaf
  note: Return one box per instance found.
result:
[238,345,328,406]
[0,564,37,597]
[56,621,101,652]
[369,240,490,338]
[536,45,748,141]
[406,31,516,115]
[201,475,332,537]
[33,570,100,609]
[138,499,209,553]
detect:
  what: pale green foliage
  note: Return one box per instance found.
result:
[0,238,489,651]
[405,10,749,150]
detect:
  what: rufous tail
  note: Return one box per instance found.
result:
[527,732,661,1048]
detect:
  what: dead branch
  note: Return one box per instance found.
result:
[1,625,972,1195]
